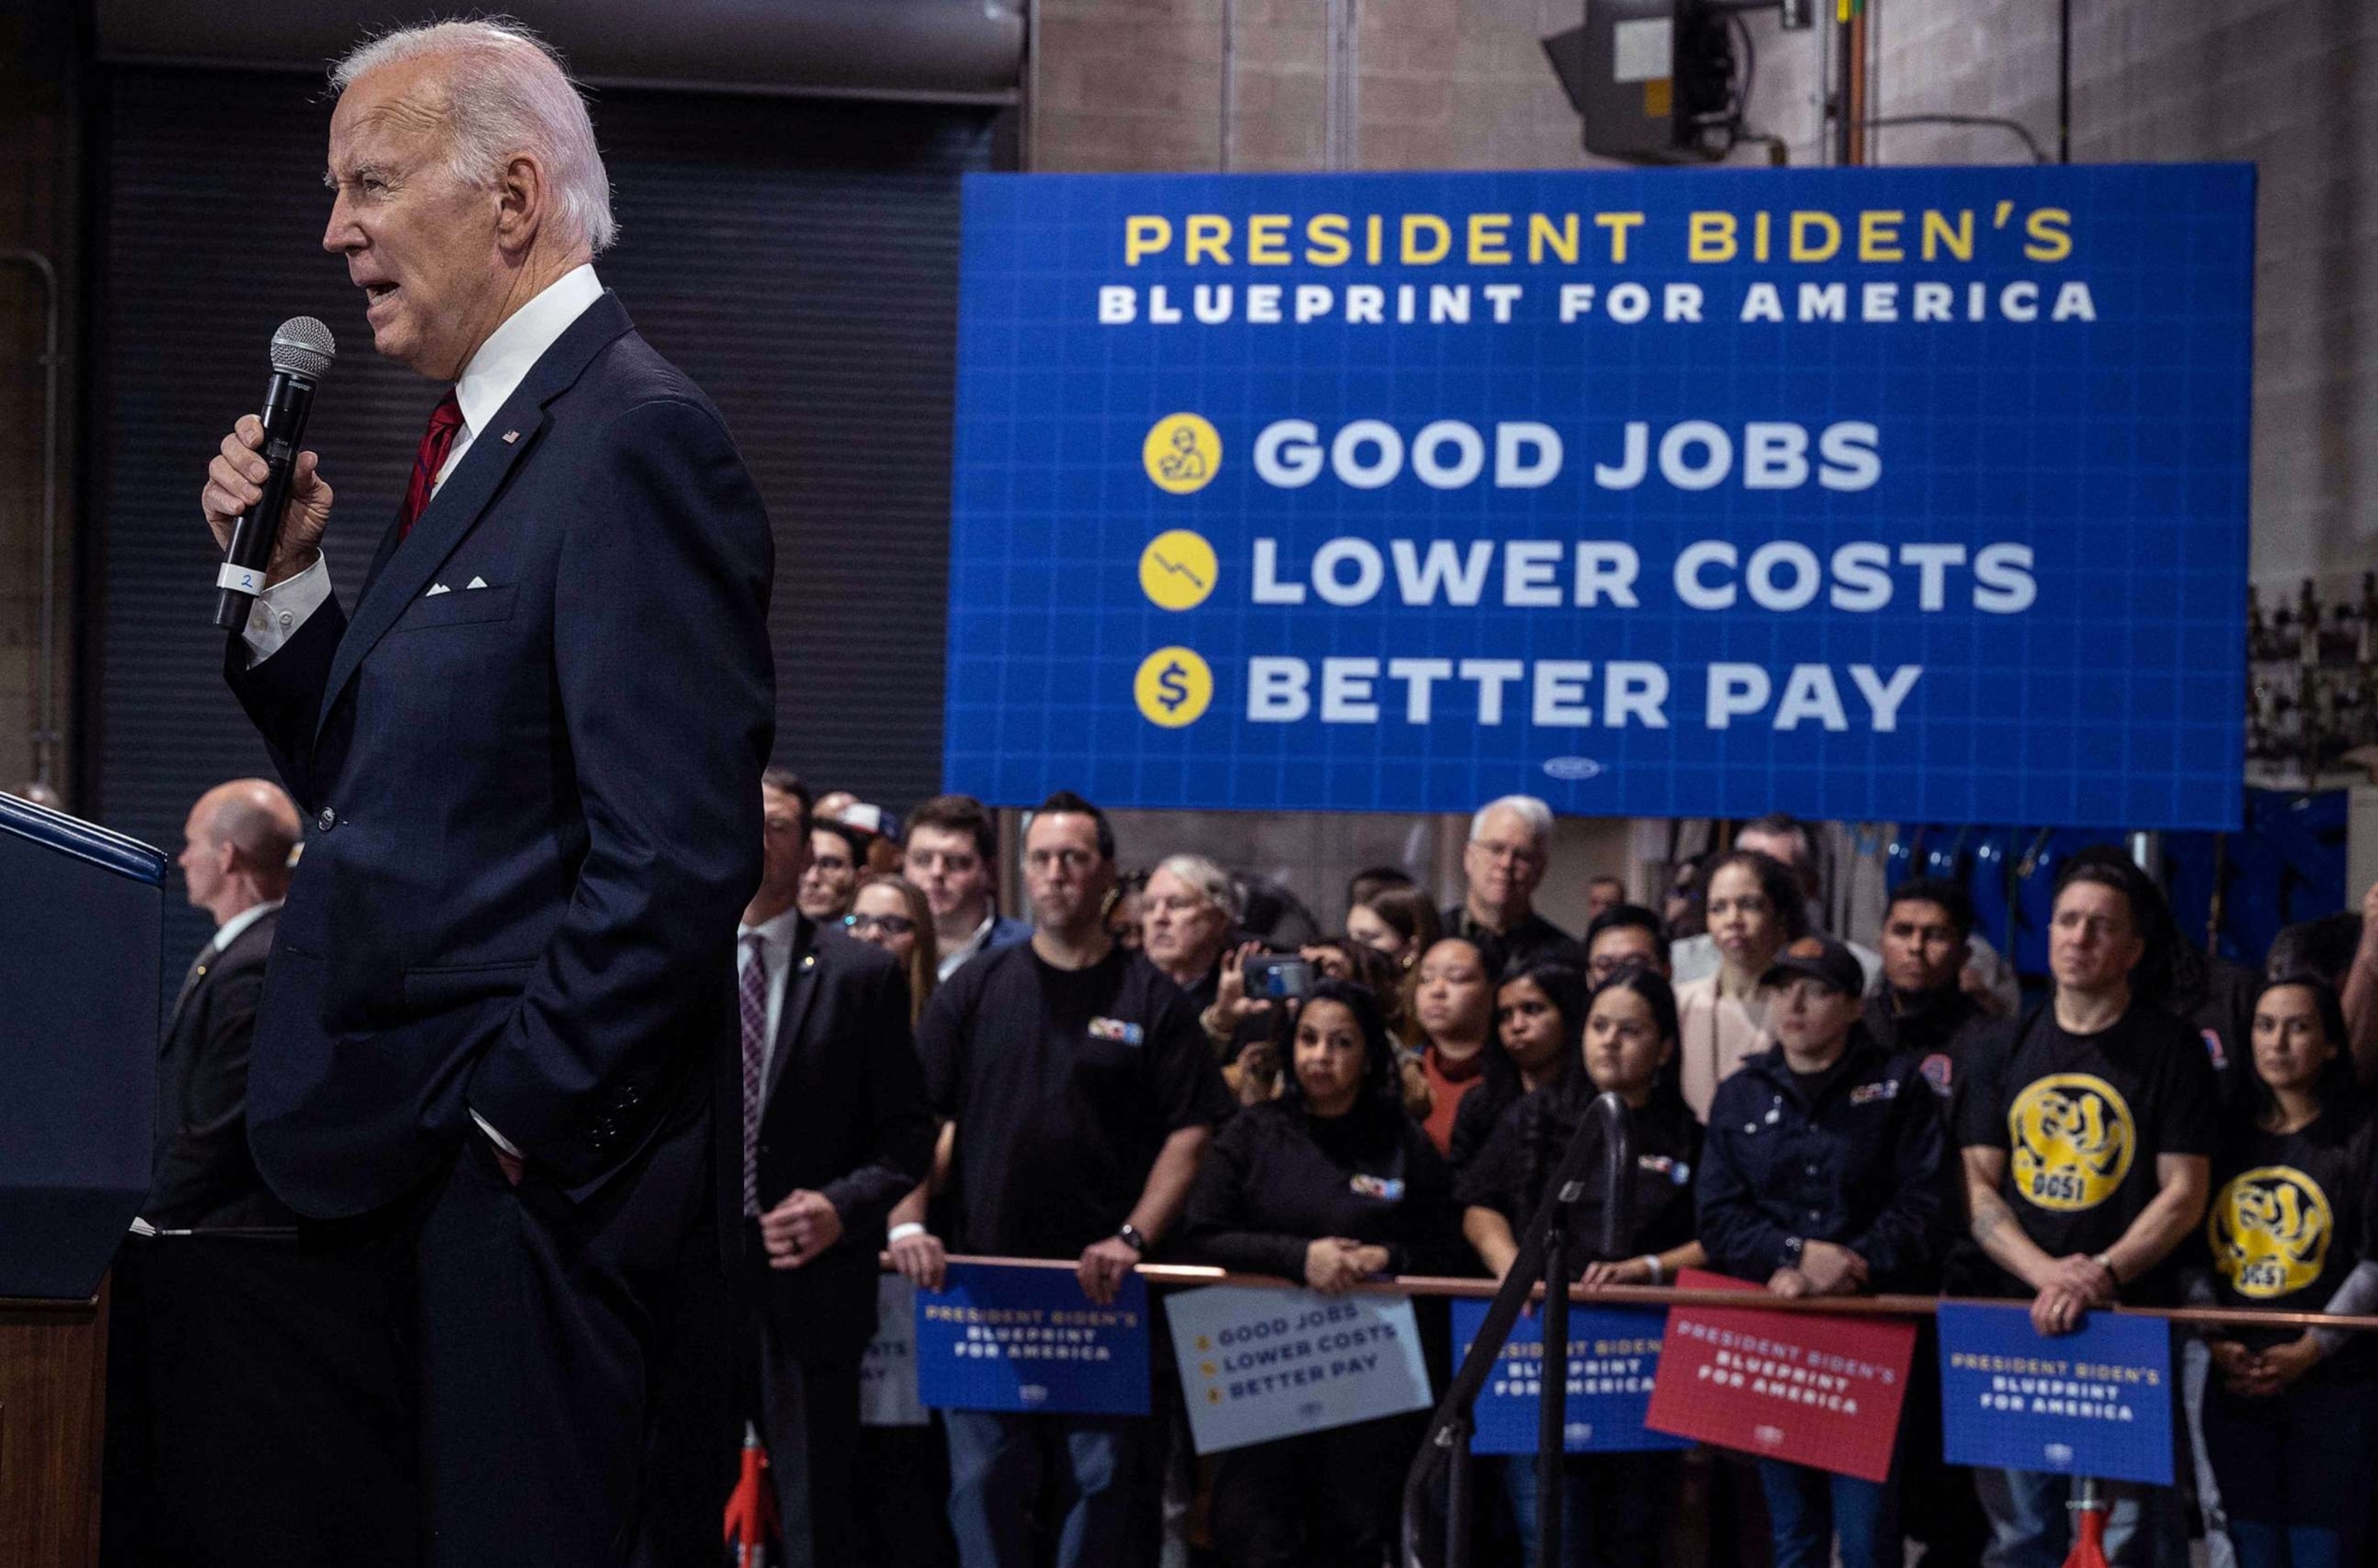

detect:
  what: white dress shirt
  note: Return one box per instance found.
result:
[240,264,606,663]
[738,906,804,1089]
[211,896,283,953]
[233,267,604,1159]
[937,907,1000,984]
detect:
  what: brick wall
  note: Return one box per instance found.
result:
[1035,0,2378,597]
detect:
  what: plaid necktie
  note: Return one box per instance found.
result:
[396,389,464,539]
[738,933,769,1217]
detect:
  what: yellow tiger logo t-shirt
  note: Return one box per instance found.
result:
[2208,1166,2334,1300]
[2008,1073,2136,1213]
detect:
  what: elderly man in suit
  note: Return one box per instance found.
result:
[150,778,303,1227]
[197,19,773,1563]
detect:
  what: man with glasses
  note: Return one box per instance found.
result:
[1443,794,1580,969]
[665,765,935,1566]
[1584,902,1674,985]
[897,791,1232,1568]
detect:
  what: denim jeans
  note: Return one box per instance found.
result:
[2201,1371,2376,1568]
[1502,1451,1673,1568]
[1973,1468,2176,1568]
[1754,1459,1898,1568]
[943,1409,1150,1568]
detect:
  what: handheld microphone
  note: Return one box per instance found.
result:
[214,317,336,632]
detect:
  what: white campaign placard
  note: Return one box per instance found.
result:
[859,1274,928,1428]
[1166,1285,1433,1454]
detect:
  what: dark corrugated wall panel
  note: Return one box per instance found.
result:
[90,68,989,993]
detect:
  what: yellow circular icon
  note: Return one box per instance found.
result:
[1139,529,1218,611]
[1134,646,1212,728]
[1143,413,1222,495]
[2210,1165,2334,1299]
[2007,1073,2136,1214]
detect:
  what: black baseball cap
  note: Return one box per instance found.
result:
[1762,934,1863,997]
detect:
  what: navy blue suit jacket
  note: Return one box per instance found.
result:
[227,292,775,1219]
[755,919,934,1367]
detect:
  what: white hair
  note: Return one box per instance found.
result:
[331,19,617,255]
[1469,794,1554,849]
[1153,854,1243,923]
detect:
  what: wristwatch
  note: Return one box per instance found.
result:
[1117,1222,1148,1255]
[2092,1251,2122,1286]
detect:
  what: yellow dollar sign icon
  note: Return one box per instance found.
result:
[1135,647,1212,728]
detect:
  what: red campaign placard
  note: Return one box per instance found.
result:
[1644,1270,1916,1482]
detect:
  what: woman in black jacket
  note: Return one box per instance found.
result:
[1181,977,1461,1568]
[1458,965,1705,1568]
[1447,957,1592,1173]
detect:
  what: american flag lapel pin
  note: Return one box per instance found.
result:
[501,429,520,443]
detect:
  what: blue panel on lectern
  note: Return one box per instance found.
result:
[0,793,166,1298]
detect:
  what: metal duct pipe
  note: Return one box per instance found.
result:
[95,0,1026,105]
[0,250,60,793]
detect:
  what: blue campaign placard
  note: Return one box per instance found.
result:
[946,166,2253,829]
[915,1262,1152,1417]
[1452,1299,1688,1455]
[1937,1303,2172,1485]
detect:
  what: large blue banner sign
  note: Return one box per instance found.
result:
[1937,1303,2173,1486]
[945,166,2253,828]
[915,1262,1152,1416]
[1452,1300,1688,1454]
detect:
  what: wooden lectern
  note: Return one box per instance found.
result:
[0,793,163,1567]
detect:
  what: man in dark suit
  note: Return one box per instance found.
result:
[150,778,302,1228]
[197,20,773,1564]
[744,769,935,1566]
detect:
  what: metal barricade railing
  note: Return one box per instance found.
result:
[1396,1090,1633,1568]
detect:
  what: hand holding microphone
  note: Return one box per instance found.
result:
[202,317,337,629]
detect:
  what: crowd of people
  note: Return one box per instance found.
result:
[122,767,2378,1568]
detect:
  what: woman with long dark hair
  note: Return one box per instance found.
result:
[1180,977,1461,1567]
[2194,974,2378,1568]
[1458,967,1706,1568]
[1447,957,1590,1171]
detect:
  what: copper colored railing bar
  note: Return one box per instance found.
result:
[900,1254,2378,1334]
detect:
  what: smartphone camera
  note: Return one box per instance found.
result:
[1242,953,1316,1002]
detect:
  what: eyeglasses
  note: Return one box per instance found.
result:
[1469,838,1544,869]
[844,913,916,937]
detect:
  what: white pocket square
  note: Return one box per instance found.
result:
[466,576,489,590]
[424,583,451,597]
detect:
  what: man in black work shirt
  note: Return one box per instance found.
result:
[908,791,1231,1568]
[1862,876,1999,1567]
[1957,854,2216,1567]
[1866,878,2007,1127]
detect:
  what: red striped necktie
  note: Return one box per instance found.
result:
[396,389,465,539]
